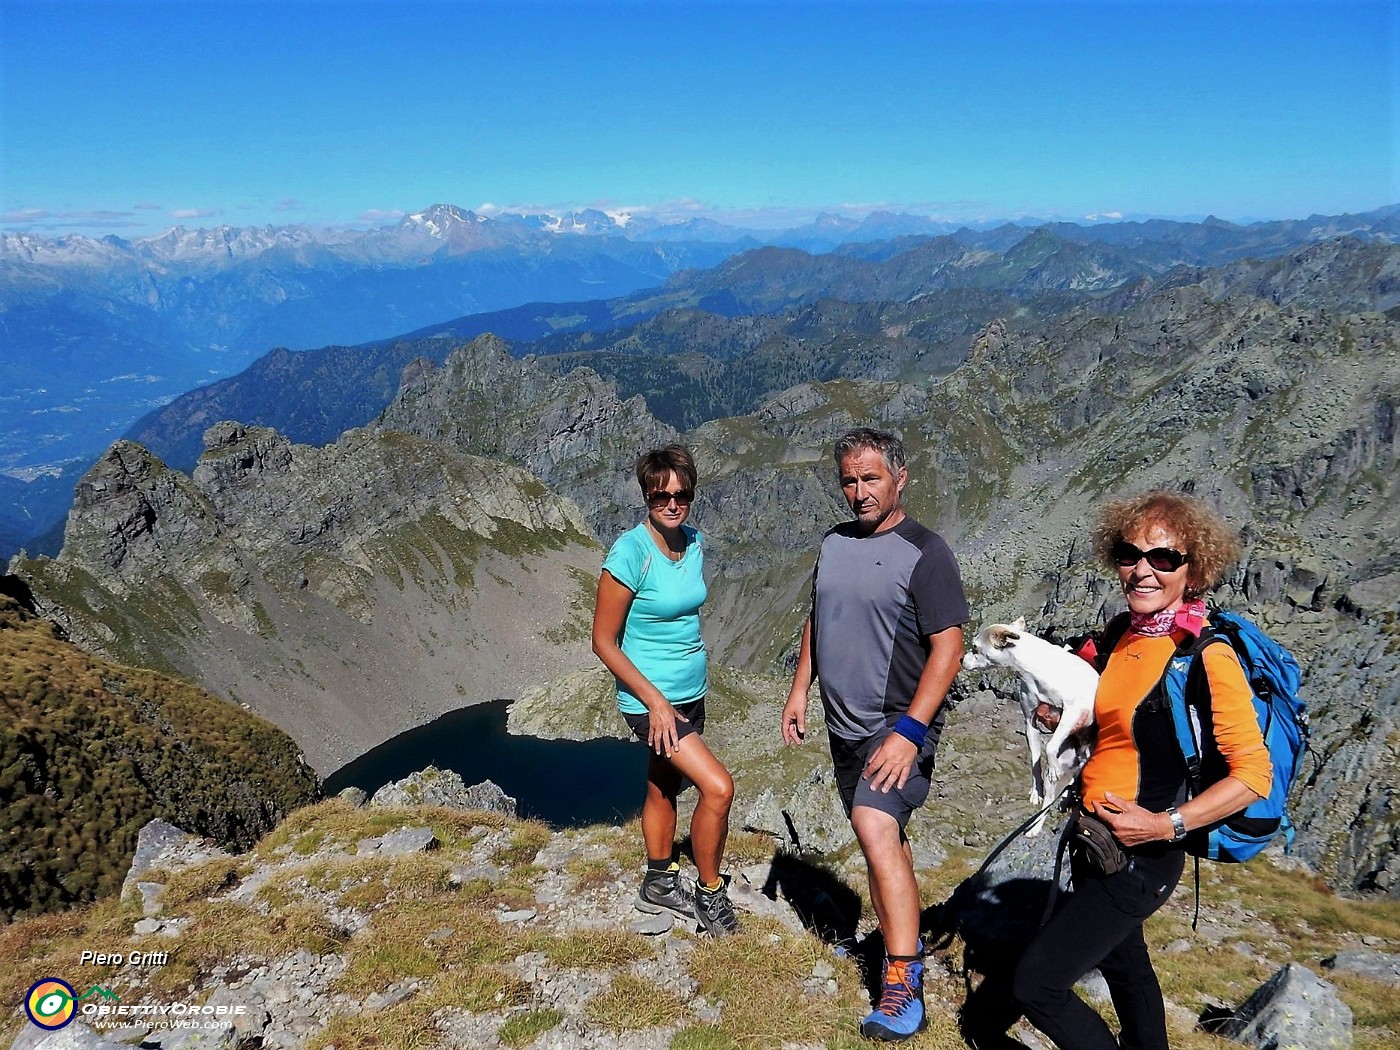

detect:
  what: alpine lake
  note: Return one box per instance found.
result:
[322,699,646,827]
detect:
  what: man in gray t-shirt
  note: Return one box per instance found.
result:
[782,427,967,1043]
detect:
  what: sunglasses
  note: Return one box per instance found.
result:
[646,488,694,509]
[1112,540,1189,572]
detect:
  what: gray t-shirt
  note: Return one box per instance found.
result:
[809,516,969,742]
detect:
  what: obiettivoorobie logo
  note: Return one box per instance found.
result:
[24,979,119,1030]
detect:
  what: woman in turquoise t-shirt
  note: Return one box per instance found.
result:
[591,445,739,936]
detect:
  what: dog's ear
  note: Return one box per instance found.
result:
[990,625,1021,649]
[1012,616,1028,631]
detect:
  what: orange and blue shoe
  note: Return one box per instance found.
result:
[859,956,926,1041]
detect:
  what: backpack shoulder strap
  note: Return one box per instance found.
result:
[1095,612,1132,673]
[1162,626,1229,795]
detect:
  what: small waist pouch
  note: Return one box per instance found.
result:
[1071,811,1128,875]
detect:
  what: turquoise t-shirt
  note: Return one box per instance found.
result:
[601,522,708,715]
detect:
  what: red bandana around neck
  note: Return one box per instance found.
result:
[1128,598,1207,638]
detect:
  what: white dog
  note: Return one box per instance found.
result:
[961,618,1100,835]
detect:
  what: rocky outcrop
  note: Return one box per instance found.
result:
[1217,963,1354,1049]
[379,334,678,541]
[367,767,517,816]
[1323,948,1400,986]
[15,423,603,773]
[15,775,1387,1050]
[12,796,827,1050]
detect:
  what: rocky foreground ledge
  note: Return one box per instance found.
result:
[5,768,1388,1050]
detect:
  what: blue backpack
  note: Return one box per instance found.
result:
[1100,610,1309,862]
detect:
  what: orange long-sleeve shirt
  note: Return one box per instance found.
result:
[1080,627,1273,815]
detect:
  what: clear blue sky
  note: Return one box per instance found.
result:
[1,0,1395,236]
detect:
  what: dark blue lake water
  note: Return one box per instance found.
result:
[322,700,646,827]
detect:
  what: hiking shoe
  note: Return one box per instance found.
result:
[859,958,926,1041]
[694,874,740,937]
[636,865,695,920]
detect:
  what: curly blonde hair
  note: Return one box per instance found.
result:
[1093,490,1241,598]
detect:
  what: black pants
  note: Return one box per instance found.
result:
[1012,847,1185,1050]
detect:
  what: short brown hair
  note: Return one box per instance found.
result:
[1093,490,1241,598]
[635,445,697,498]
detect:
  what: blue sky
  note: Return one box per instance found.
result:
[1,0,1395,236]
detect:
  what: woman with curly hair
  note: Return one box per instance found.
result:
[1011,490,1272,1050]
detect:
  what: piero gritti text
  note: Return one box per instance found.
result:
[80,950,170,967]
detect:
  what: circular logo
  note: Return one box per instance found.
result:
[25,978,77,1030]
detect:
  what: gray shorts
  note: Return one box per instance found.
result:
[829,729,935,830]
[621,697,707,744]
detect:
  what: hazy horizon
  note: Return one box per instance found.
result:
[2,0,1393,239]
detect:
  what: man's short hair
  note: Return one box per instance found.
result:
[833,427,906,476]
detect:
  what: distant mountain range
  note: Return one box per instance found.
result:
[2,204,1397,562]
[0,204,744,476]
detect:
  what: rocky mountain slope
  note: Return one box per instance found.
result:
[677,274,1399,895]
[117,221,1400,478]
[4,763,1396,1050]
[8,211,1390,566]
[0,591,318,920]
[379,335,677,545]
[12,424,603,774]
[11,234,1399,903]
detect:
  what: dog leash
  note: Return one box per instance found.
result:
[970,781,1076,883]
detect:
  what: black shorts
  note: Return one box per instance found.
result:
[621,697,707,744]
[829,728,936,830]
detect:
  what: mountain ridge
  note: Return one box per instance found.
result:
[16,423,603,774]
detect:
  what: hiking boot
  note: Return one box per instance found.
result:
[694,874,740,937]
[636,865,695,920]
[859,957,926,1041]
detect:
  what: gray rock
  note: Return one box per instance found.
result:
[1323,948,1400,986]
[938,827,1067,972]
[335,786,368,807]
[151,1024,236,1049]
[376,826,439,855]
[136,882,165,918]
[121,820,228,900]
[199,988,269,1047]
[909,830,947,870]
[362,981,419,1012]
[1077,970,1111,1004]
[11,1022,134,1050]
[461,779,518,816]
[449,861,505,885]
[369,767,517,816]
[628,911,675,936]
[741,768,853,855]
[1218,962,1353,1049]
[728,866,806,935]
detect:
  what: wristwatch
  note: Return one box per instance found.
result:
[1166,806,1188,843]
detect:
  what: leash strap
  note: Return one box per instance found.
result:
[971,783,1073,883]
[1191,854,1201,931]
[1040,810,1079,928]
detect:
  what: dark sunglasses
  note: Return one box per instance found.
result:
[1112,540,1189,572]
[646,487,694,509]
